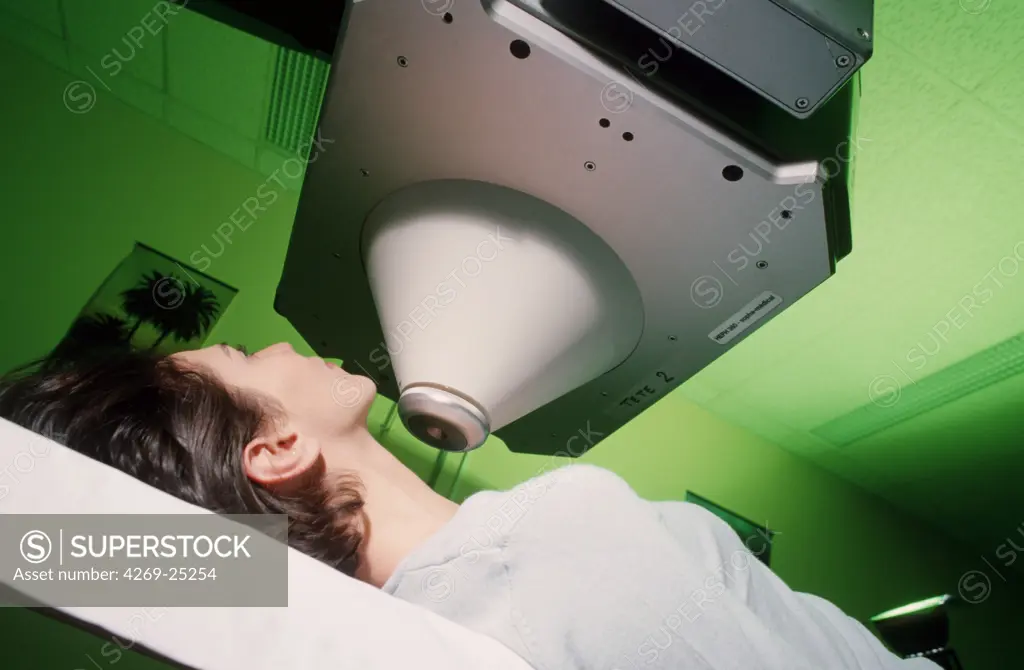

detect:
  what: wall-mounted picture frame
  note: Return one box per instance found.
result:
[684,492,776,566]
[49,242,238,364]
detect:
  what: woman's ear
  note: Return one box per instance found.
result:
[242,429,321,489]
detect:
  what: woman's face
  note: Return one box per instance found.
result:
[172,342,377,436]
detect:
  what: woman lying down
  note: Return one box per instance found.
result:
[0,342,937,670]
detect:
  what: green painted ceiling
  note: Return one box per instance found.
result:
[1,0,1022,556]
[681,0,1024,557]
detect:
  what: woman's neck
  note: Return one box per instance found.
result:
[323,428,460,587]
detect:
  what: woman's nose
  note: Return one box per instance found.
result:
[255,342,295,357]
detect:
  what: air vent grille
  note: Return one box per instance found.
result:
[265,49,330,154]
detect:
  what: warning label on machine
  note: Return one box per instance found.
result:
[708,291,783,345]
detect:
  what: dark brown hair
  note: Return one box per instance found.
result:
[0,350,365,576]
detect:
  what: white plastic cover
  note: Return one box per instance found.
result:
[0,418,534,670]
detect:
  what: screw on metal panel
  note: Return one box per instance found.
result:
[795,98,810,110]
[836,55,852,68]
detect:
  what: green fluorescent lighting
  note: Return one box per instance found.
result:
[870,595,950,622]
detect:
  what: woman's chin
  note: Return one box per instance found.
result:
[329,371,376,410]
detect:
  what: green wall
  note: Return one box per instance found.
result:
[1,36,1020,670]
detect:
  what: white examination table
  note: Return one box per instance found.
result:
[0,417,534,670]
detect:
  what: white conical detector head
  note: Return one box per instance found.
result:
[362,180,644,451]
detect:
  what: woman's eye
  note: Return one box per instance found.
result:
[222,343,249,356]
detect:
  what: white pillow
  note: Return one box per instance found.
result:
[0,418,534,670]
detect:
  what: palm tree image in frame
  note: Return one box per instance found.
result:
[51,242,237,361]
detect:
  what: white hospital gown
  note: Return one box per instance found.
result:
[383,464,939,670]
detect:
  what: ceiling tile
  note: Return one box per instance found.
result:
[701,392,819,456]
[975,57,1024,134]
[779,430,842,458]
[166,8,275,141]
[686,290,843,393]
[710,94,1024,433]
[712,324,916,433]
[854,36,965,167]
[0,0,62,36]
[713,309,1014,440]
[876,0,1024,92]
[0,7,67,72]
[256,146,307,191]
[677,372,724,405]
[691,40,967,395]
[841,371,1024,483]
[851,98,1024,258]
[68,45,165,118]
[165,99,257,169]
[62,0,167,90]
